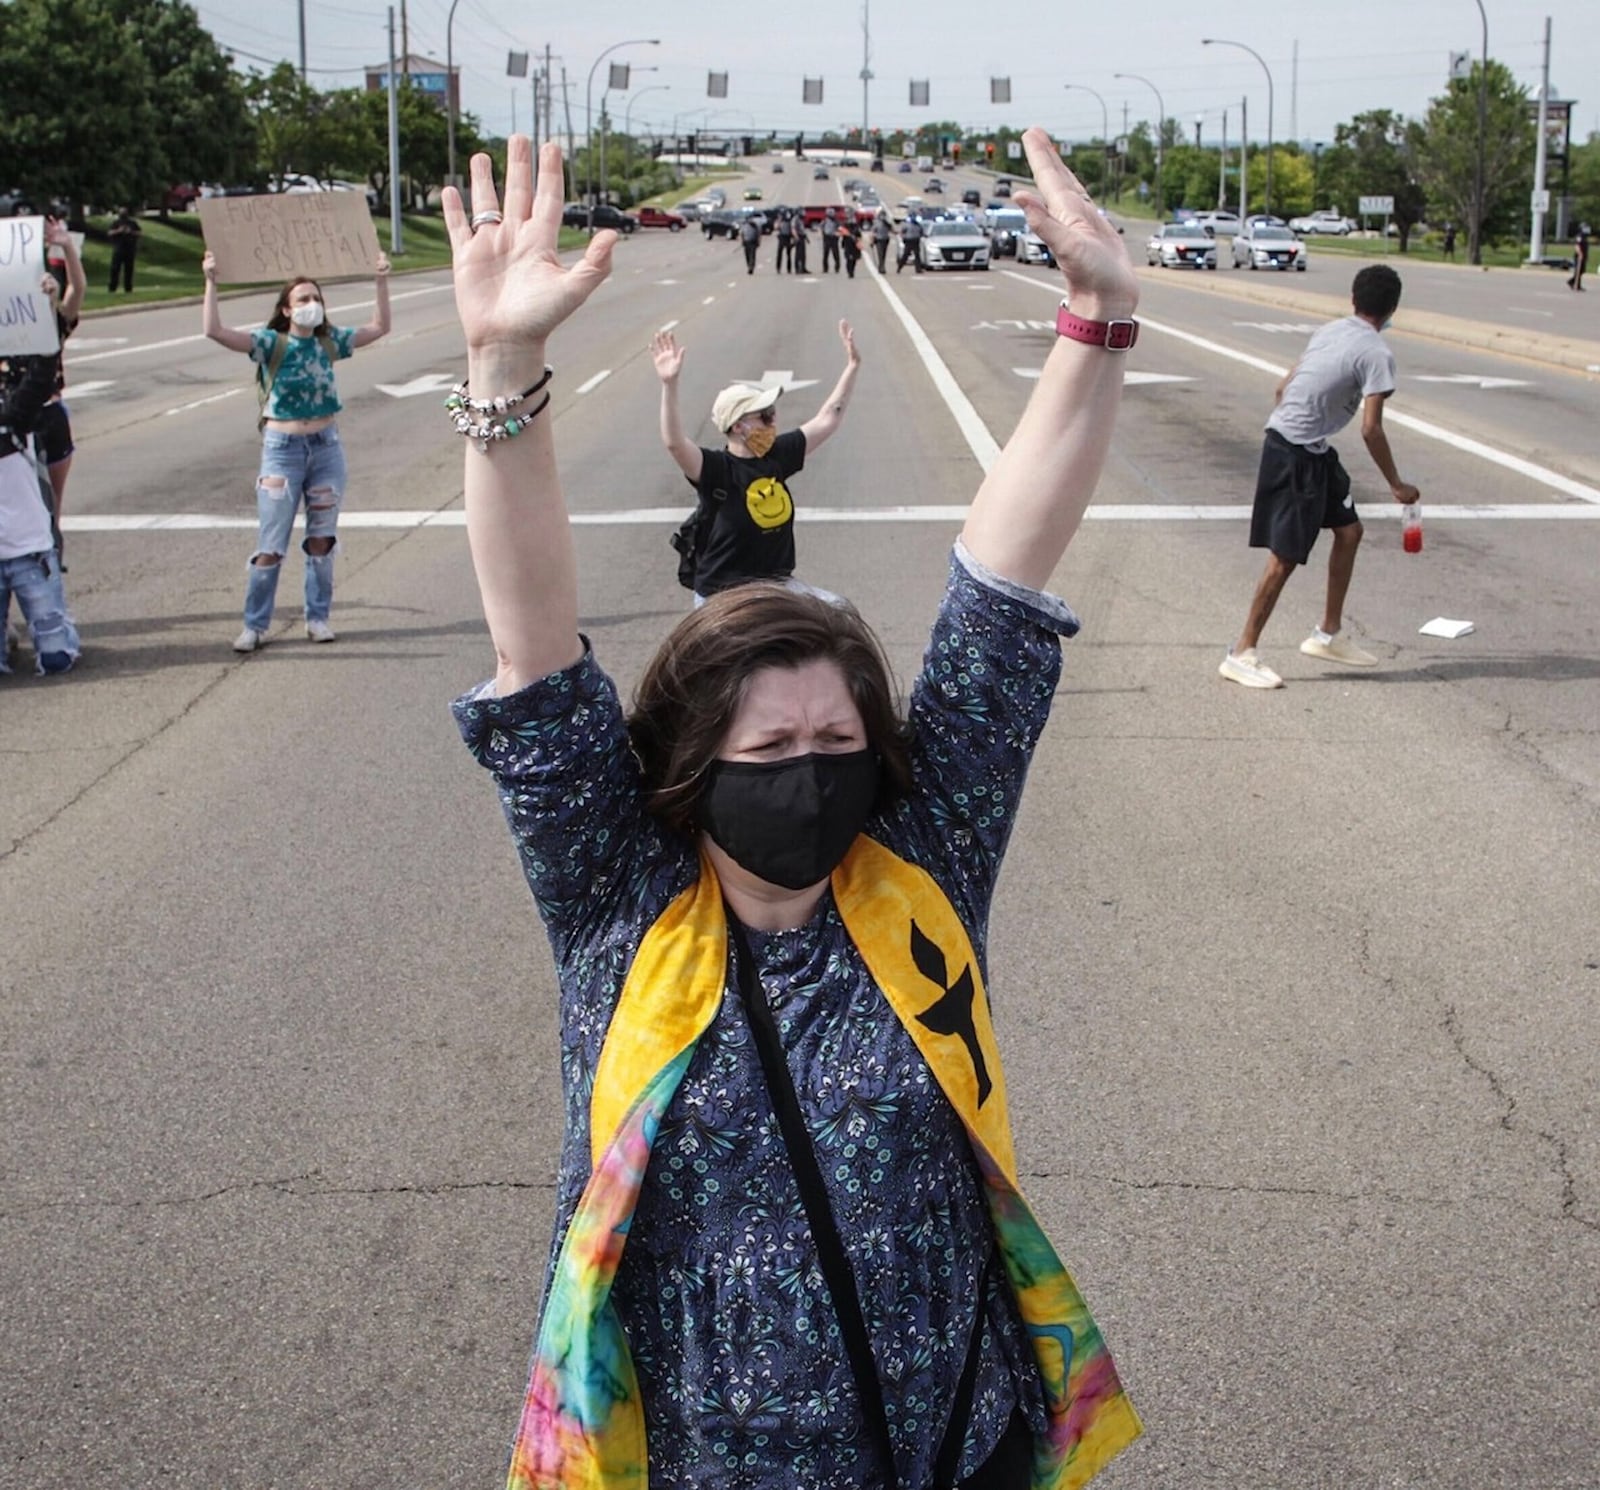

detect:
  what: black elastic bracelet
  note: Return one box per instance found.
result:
[450,364,554,415]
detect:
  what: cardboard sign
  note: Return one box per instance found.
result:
[198,191,381,285]
[0,217,62,357]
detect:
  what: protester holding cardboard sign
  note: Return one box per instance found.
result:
[0,217,61,359]
[201,248,390,652]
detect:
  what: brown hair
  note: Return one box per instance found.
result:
[628,584,914,833]
[267,276,324,334]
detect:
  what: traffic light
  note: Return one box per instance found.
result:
[951,142,961,161]
[688,131,698,161]
[985,140,995,159]
[795,133,804,159]
[742,135,753,156]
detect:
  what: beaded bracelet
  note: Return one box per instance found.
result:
[446,366,554,452]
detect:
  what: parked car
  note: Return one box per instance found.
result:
[924,177,944,194]
[1016,230,1055,267]
[918,218,990,271]
[1194,209,1241,237]
[162,183,202,212]
[982,207,1028,257]
[994,178,1013,197]
[869,158,885,172]
[771,162,785,174]
[813,165,830,180]
[961,188,982,207]
[706,187,727,205]
[701,208,741,239]
[897,161,914,173]
[560,202,638,233]
[636,205,687,231]
[1,188,37,216]
[1146,223,1218,269]
[1288,209,1354,235]
[843,177,864,193]
[743,186,763,201]
[1231,221,1305,270]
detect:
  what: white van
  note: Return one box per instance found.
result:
[915,154,934,173]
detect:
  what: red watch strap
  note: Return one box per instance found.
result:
[1056,300,1139,351]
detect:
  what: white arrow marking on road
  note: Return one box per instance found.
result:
[376,373,457,398]
[1413,374,1533,389]
[65,380,117,399]
[574,370,612,395]
[750,369,820,392]
[1013,369,1195,385]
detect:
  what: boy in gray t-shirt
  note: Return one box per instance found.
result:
[1219,265,1421,690]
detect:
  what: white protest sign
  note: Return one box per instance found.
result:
[197,191,382,285]
[0,217,62,356]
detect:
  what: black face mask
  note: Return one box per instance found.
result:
[698,749,881,891]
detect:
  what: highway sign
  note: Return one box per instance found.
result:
[1359,195,1395,215]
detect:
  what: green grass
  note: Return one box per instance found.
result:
[71,210,585,311]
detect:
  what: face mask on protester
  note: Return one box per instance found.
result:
[698,749,880,890]
[290,301,325,329]
[742,422,777,458]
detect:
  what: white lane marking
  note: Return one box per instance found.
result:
[655,279,680,285]
[1013,368,1194,385]
[968,285,995,291]
[1413,374,1533,389]
[1001,269,1600,504]
[60,503,1600,534]
[66,337,129,352]
[702,296,716,305]
[1232,320,1321,333]
[70,282,454,365]
[162,387,245,417]
[751,368,820,392]
[872,269,1001,472]
[376,372,456,398]
[64,380,116,399]
[574,369,612,395]
[658,319,680,333]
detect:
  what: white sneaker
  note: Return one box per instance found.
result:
[232,627,266,653]
[1300,630,1377,667]
[1218,648,1284,689]
[305,620,337,644]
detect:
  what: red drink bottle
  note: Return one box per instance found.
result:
[1401,503,1423,554]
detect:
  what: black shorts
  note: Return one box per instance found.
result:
[34,401,74,467]
[1249,428,1357,565]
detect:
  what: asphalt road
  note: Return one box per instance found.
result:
[3,205,1597,1489]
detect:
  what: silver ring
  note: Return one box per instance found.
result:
[469,210,504,231]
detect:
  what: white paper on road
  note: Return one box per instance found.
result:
[0,216,62,356]
[1419,617,1476,639]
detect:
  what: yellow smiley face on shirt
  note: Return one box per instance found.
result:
[745,477,794,530]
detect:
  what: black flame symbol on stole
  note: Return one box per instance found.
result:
[910,920,992,1107]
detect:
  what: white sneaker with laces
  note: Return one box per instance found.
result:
[232,627,265,653]
[1300,630,1377,667]
[1218,648,1284,689]
[305,620,337,644]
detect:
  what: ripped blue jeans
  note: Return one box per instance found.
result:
[244,426,347,632]
[0,552,79,675]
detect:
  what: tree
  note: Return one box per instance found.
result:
[1565,132,1599,240]
[1408,61,1534,262]
[109,0,254,209]
[245,63,327,187]
[0,0,161,212]
[1248,148,1314,221]
[1318,110,1427,250]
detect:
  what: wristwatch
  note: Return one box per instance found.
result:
[1056,299,1139,351]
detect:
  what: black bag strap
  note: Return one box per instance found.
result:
[727,916,900,1490]
[931,1247,993,1487]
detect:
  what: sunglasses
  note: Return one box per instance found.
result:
[748,407,776,426]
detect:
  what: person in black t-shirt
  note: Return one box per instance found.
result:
[651,320,861,600]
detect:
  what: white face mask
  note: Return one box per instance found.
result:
[290,300,325,329]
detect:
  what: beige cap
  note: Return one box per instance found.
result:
[710,382,781,433]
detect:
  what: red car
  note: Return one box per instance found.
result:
[163,184,202,212]
[636,206,687,232]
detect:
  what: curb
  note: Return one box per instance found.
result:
[1132,264,1600,375]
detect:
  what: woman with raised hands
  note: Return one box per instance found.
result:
[447,131,1144,1490]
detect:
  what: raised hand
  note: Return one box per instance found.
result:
[201,250,217,282]
[838,319,859,365]
[444,137,614,355]
[375,251,391,278]
[1011,126,1138,322]
[651,329,685,383]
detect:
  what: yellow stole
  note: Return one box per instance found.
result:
[506,835,1142,1490]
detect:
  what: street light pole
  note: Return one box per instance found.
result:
[1203,39,1274,213]
[1471,0,1489,265]
[1114,72,1165,217]
[624,84,671,196]
[585,38,659,230]
[1063,85,1109,194]
[444,0,463,189]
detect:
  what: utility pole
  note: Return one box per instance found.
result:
[1471,0,1489,265]
[298,0,307,80]
[1239,95,1249,223]
[1291,40,1298,143]
[1528,15,1551,263]
[1219,107,1228,208]
[859,0,874,147]
[386,7,403,253]
[401,0,410,80]
[561,66,576,201]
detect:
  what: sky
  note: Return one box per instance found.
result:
[194,0,1598,150]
